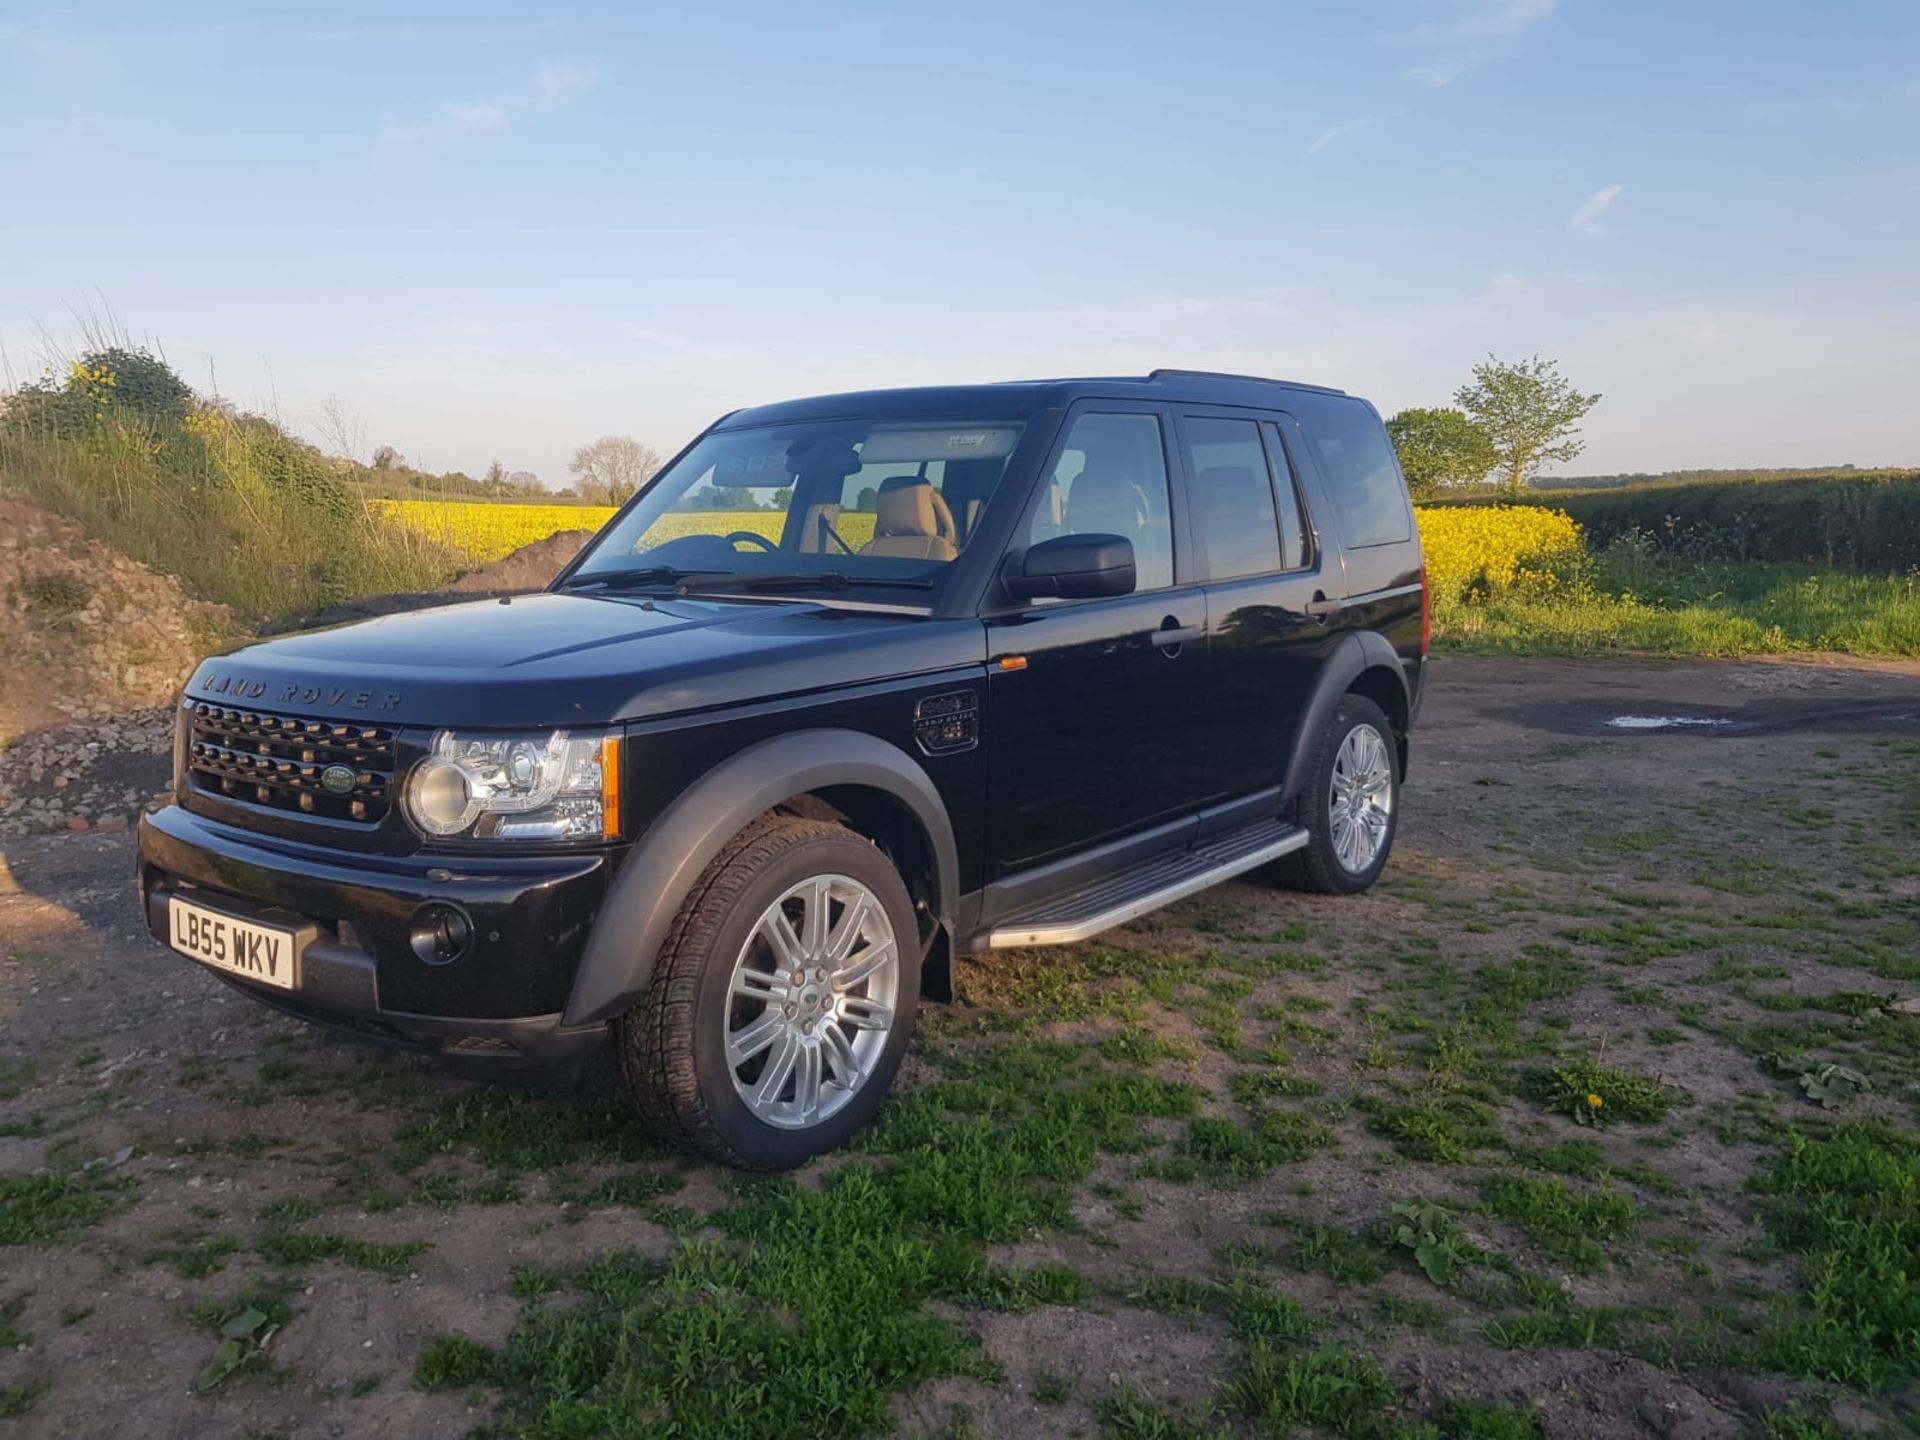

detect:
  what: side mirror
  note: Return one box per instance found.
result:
[1002,533,1136,602]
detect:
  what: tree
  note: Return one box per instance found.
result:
[76,346,192,420]
[1384,407,1495,499]
[685,484,755,510]
[371,444,404,472]
[569,435,661,505]
[315,396,365,463]
[1453,355,1600,494]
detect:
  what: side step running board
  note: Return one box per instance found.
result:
[989,818,1309,949]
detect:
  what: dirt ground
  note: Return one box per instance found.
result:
[1,655,1917,1440]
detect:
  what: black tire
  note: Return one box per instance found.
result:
[1271,693,1400,895]
[611,814,921,1170]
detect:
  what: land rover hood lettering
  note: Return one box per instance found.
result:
[199,673,403,711]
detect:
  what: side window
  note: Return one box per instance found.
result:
[1307,399,1412,548]
[1182,416,1282,580]
[1262,423,1310,571]
[1025,412,1174,592]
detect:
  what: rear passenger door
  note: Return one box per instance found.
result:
[1175,409,1338,810]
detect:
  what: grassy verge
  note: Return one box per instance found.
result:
[1432,541,1920,658]
[1,347,461,625]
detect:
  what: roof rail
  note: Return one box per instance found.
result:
[1146,368,1346,396]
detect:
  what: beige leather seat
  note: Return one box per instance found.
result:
[861,476,958,561]
[1065,464,1170,589]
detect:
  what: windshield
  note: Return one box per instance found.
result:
[567,417,1026,596]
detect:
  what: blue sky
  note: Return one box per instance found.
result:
[3,1,1916,484]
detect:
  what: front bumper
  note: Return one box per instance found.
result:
[137,804,618,1073]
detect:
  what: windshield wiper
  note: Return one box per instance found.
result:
[557,565,728,592]
[677,570,937,595]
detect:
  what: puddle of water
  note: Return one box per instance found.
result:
[1606,715,1734,731]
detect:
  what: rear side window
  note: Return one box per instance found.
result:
[1182,417,1282,580]
[1306,400,1412,549]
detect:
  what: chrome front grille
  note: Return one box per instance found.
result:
[188,702,396,823]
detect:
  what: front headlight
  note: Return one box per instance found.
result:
[403,728,621,842]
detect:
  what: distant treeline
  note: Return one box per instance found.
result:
[1440,469,1920,571]
[1535,465,1914,492]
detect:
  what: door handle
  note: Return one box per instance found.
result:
[1302,593,1342,624]
[1151,621,1204,651]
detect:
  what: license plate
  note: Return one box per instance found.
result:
[168,896,299,990]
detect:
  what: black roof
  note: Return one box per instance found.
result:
[716,369,1352,430]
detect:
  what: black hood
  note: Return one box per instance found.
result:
[187,593,985,728]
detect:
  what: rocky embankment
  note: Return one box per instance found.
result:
[0,501,588,838]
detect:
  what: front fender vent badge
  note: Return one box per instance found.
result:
[913,691,979,756]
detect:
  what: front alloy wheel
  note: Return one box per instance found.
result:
[614,816,921,1169]
[724,874,900,1130]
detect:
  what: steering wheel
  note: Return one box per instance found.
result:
[723,531,778,552]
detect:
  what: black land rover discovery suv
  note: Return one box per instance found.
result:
[139,370,1427,1168]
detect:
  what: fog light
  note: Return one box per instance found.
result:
[410,902,473,965]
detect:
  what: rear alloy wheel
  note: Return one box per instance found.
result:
[1272,693,1400,895]
[613,816,920,1169]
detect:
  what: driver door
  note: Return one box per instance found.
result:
[983,403,1209,875]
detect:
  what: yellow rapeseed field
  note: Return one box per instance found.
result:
[1414,504,1587,605]
[381,498,1589,616]
[378,501,879,561]
[374,501,620,561]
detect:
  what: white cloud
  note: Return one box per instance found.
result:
[442,101,508,135]
[1568,183,1626,232]
[1397,0,1556,45]
[1392,0,1556,87]
[531,60,598,107]
[1308,114,1393,154]
[375,58,597,154]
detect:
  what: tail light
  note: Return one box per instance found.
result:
[1419,564,1431,655]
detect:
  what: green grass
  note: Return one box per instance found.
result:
[1098,1387,1220,1440]
[1281,1221,1389,1284]
[1436,546,1920,657]
[1363,1095,1501,1164]
[1224,1344,1394,1435]
[1178,1111,1334,1181]
[1434,1399,1545,1439]
[148,1233,241,1279]
[0,1294,28,1348]
[0,1060,37,1102]
[0,1381,48,1418]
[0,1173,127,1246]
[1522,1058,1674,1126]
[411,1057,1210,1440]
[256,1230,428,1275]
[576,1169,686,1209]
[1750,1123,1920,1385]
[1477,1175,1639,1273]
[392,1089,664,1172]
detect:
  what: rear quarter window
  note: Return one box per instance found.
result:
[1304,399,1413,549]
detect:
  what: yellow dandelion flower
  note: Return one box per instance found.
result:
[1586,1093,1604,1109]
